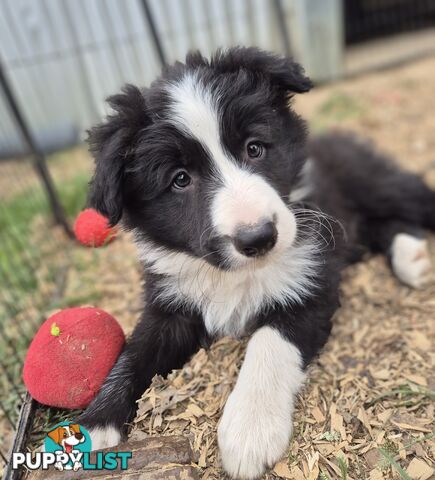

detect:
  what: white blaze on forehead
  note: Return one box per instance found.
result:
[166,72,229,176]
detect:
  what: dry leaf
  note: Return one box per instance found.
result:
[273,460,292,478]
[406,458,434,480]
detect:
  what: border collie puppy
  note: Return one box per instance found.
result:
[79,47,434,479]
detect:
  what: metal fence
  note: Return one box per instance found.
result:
[0,0,291,158]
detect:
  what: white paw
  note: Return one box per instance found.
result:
[218,391,292,479]
[54,462,64,471]
[73,461,82,471]
[392,234,432,288]
[87,425,121,451]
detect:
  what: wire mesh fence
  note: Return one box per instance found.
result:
[0,161,71,466]
[0,66,74,472]
[345,0,435,45]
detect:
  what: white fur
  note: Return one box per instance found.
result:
[218,326,305,479]
[391,233,432,288]
[136,236,318,337]
[211,167,297,264]
[150,74,318,337]
[289,158,314,203]
[88,425,121,451]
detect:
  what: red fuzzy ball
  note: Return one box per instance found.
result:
[74,208,117,247]
[23,307,125,409]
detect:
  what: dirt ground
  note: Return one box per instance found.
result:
[27,56,435,478]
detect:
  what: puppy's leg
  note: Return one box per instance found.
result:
[78,306,207,450]
[218,326,305,480]
[368,220,432,288]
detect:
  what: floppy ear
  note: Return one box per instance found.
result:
[88,84,150,226]
[209,47,312,94]
[47,427,63,445]
[69,424,81,434]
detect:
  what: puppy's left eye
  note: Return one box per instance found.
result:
[246,141,264,159]
[172,170,191,190]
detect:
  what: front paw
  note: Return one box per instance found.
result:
[86,425,122,451]
[73,461,82,471]
[218,391,293,479]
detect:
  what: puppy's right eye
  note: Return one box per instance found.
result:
[172,171,191,190]
[246,141,264,159]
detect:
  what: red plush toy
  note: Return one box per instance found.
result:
[74,208,117,247]
[23,307,125,409]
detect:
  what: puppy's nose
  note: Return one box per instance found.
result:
[75,433,84,440]
[233,220,278,257]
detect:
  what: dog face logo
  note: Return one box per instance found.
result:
[44,422,91,471]
[47,424,85,454]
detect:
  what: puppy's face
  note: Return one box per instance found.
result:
[48,424,84,448]
[89,48,311,269]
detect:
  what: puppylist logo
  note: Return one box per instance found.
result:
[12,421,131,472]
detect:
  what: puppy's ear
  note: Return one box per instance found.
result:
[88,84,150,226]
[47,427,63,445]
[211,47,312,94]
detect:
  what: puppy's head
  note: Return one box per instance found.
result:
[89,47,312,270]
[48,424,84,447]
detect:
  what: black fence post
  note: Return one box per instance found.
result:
[0,60,73,238]
[139,0,167,67]
[273,0,292,57]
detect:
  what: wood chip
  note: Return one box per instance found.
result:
[273,460,292,478]
[406,458,434,480]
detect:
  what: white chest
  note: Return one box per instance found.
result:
[138,240,318,338]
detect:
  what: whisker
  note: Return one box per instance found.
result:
[292,204,348,249]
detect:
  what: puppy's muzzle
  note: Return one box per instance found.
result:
[233,220,278,257]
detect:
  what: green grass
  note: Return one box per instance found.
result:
[57,173,90,218]
[0,171,90,426]
[337,456,348,480]
[0,171,90,327]
[318,456,348,480]
[0,171,89,236]
[378,448,411,480]
[319,472,332,480]
[376,434,434,480]
[0,173,89,294]
[311,91,365,131]
[365,383,435,408]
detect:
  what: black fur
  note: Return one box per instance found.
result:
[78,47,434,458]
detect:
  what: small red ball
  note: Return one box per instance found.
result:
[23,307,125,409]
[74,208,117,247]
